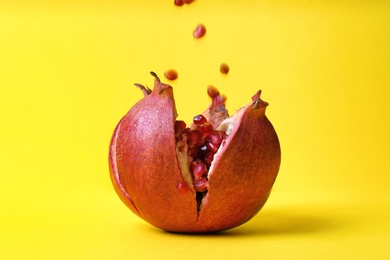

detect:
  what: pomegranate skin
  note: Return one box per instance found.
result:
[109,74,281,233]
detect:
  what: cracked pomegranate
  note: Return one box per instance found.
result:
[109,72,281,233]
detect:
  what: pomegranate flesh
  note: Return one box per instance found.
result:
[109,72,281,233]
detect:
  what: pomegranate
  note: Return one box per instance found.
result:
[109,72,281,233]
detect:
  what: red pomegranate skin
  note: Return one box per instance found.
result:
[109,74,281,233]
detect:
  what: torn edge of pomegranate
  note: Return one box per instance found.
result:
[196,90,269,213]
[109,119,142,217]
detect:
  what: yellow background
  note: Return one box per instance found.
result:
[1,0,389,259]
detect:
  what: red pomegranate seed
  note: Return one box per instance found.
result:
[191,160,207,180]
[174,120,186,134]
[183,127,191,135]
[194,178,209,192]
[193,114,207,125]
[208,132,222,145]
[220,63,230,74]
[188,145,198,158]
[177,181,189,195]
[203,152,214,166]
[206,142,218,154]
[164,69,178,81]
[193,24,206,39]
[207,85,220,98]
[200,122,214,134]
[174,0,184,6]
[196,125,204,134]
[183,0,194,4]
[187,130,200,145]
[196,138,205,147]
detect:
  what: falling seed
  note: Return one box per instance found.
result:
[220,63,230,74]
[174,0,184,6]
[193,24,206,39]
[164,69,178,80]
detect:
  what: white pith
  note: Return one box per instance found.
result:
[175,135,196,194]
[209,107,244,175]
[215,108,244,135]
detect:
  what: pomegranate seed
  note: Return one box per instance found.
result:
[177,181,189,195]
[208,132,222,145]
[203,152,214,166]
[174,0,184,6]
[206,142,218,154]
[191,160,207,180]
[183,0,194,4]
[183,127,191,135]
[187,130,200,145]
[193,24,206,39]
[164,69,178,80]
[220,63,230,74]
[188,145,198,158]
[194,178,209,192]
[193,114,207,125]
[195,124,205,134]
[174,120,186,134]
[200,122,214,134]
[196,138,205,147]
[207,85,220,98]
